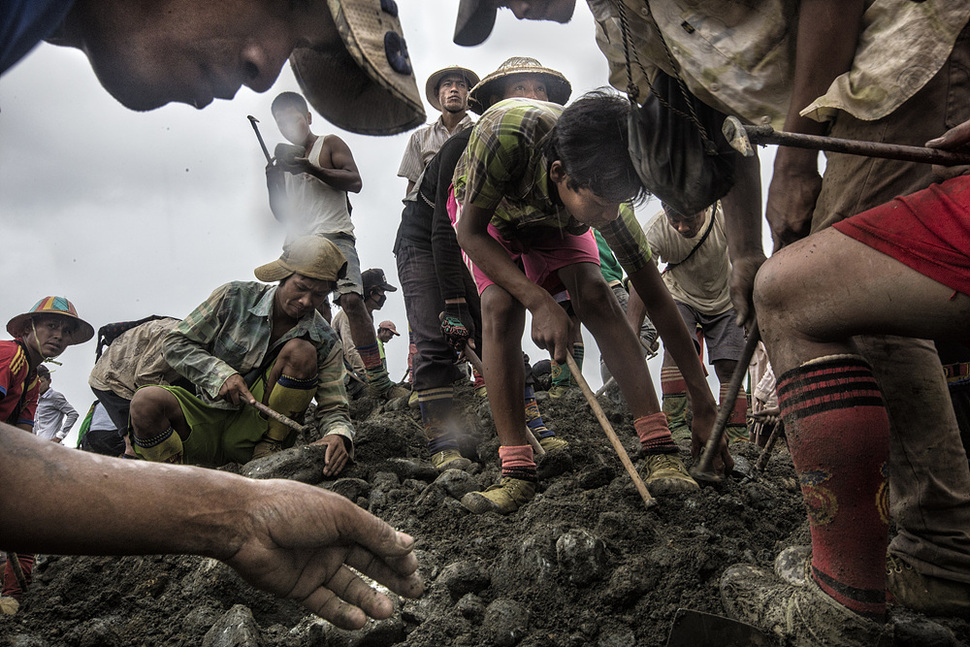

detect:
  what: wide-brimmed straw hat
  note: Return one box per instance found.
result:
[6,296,94,345]
[254,236,348,283]
[424,66,480,111]
[453,0,496,47]
[468,57,571,114]
[290,0,426,135]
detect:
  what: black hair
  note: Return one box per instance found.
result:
[36,364,50,379]
[546,90,646,204]
[271,91,309,116]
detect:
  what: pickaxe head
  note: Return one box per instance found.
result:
[722,116,755,157]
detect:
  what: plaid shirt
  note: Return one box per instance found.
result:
[163,281,353,441]
[454,98,652,273]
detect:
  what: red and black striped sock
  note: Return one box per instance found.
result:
[777,355,890,620]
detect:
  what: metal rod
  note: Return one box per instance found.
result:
[692,326,760,483]
[723,116,970,166]
[566,354,655,509]
[247,115,272,164]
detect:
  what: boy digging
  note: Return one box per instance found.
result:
[452,92,727,514]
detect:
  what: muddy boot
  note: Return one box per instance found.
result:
[639,453,699,494]
[887,554,970,618]
[774,545,812,587]
[431,449,472,472]
[721,564,893,646]
[662,393,691,442]
[461,477,536,514]
[538,436,569,452]
[419,387,471,472]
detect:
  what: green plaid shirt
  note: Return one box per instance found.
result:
[163,281,353,441]
[454,98,652,273]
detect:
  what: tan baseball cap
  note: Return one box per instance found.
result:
[254,236,348,283]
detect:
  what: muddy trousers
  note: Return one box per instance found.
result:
[855,336,970,584]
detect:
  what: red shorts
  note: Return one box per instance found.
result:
[447,187,600,295]
[833,174,970,296]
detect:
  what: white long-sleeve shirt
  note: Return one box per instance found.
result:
[34,387,78,441]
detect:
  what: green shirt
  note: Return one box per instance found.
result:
[454,98,652,273]
[163,281,354,441]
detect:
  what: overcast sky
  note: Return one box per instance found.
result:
[0,3,773,447]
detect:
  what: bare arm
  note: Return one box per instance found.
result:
[306,135,363,194]
[721,153,767,327]
[456,203,573,362]
[627,265,730,471]
[766,0,864,248]
[0,422,422,628]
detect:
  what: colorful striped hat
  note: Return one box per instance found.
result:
[6,296,94,345]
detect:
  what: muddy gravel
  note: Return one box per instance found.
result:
[2,381,968,647]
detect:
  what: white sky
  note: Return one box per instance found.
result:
[0,3,774,447]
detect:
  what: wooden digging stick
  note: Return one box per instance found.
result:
[565,354,656,509]
[244,399,308,434]
[691,326,761,484]
[460,345,545,457]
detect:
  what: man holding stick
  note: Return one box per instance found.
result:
[129,236,355,475]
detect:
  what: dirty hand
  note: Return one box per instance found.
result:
[312,435,351,478]
[273,143,308,172]
[219,374,256,406]
[689,395,735,475]
[927,120,970,180]
[225,479,423,629]
[439,302,475,352]
[729,253,766,329]
[765,151,822,251]
[530,298,573,364]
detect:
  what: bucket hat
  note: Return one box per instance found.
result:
[425,66,480,111]
[6,297,94,345]
[290,0,426,135]
[468,57,571,113]
[254,236,348,283]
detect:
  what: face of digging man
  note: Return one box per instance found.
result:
[66,0,341,111]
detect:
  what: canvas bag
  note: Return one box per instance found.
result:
[620,2,739,216]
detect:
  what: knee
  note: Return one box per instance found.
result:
[572,278,619,321]
[753,254,795,330]
[482,289,518,334]
[129,387,171,434]
[278,338,317,376]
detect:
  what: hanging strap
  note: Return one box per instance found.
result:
[661,207,716,275]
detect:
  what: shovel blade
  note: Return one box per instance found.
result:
[666,608,770,647]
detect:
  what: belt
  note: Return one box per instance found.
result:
[943,362,970,382]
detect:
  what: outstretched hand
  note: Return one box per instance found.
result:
[529,298,573,364]
[226,480,423,629]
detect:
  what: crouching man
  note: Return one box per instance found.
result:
[129,236,354,476]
